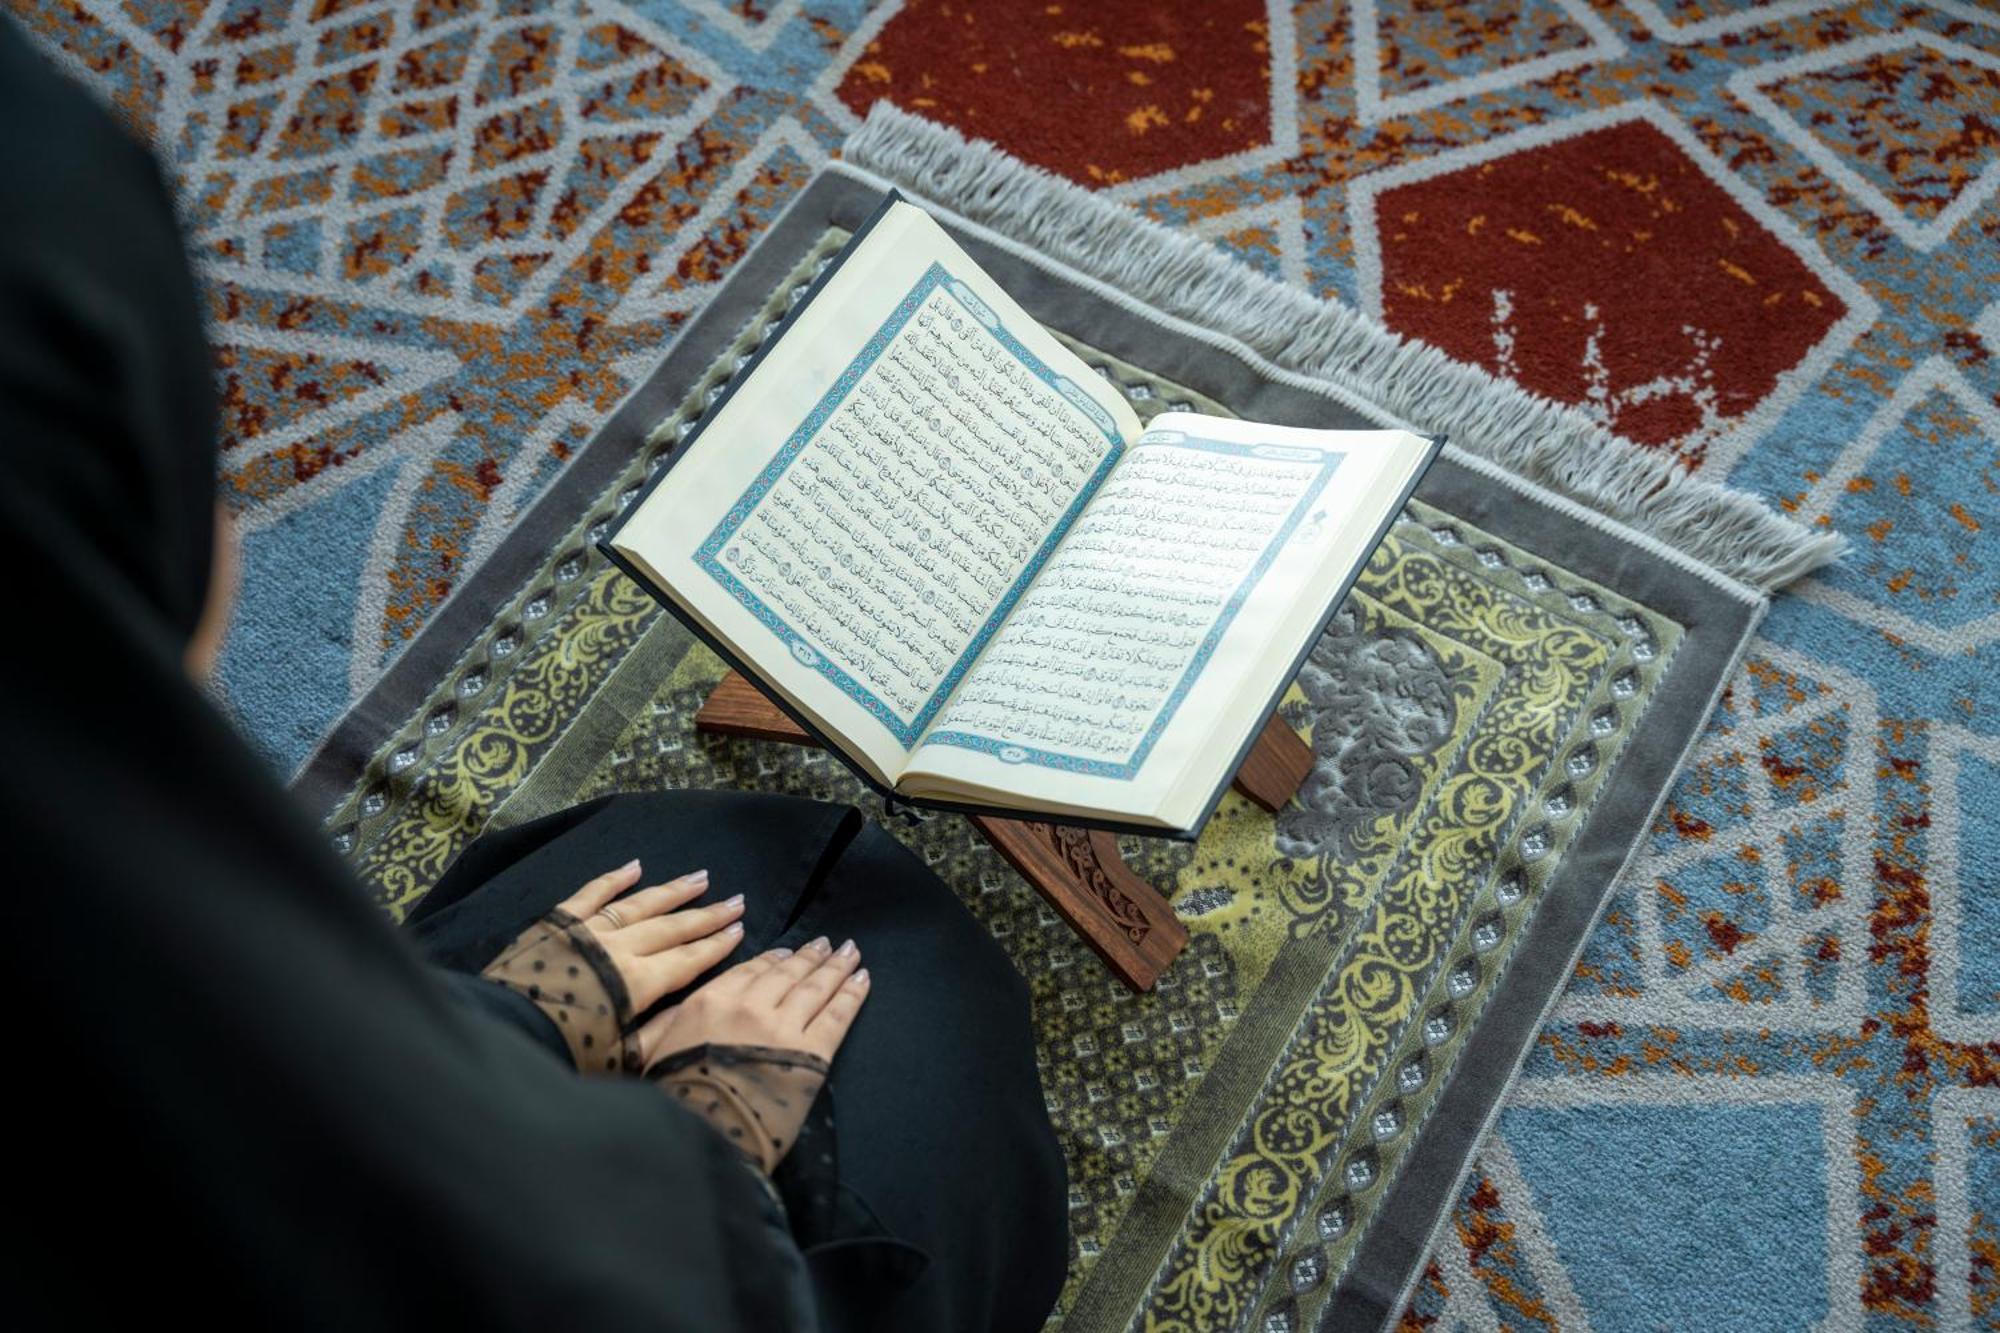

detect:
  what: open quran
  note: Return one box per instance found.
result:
[601,194,1439,838]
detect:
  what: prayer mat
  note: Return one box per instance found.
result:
[299,117,1822,1332]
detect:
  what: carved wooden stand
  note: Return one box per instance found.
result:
[695,670,1312,991]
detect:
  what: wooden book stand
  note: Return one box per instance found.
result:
[695,671,1311,991]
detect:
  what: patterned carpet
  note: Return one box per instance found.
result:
[10,0,1997,1328]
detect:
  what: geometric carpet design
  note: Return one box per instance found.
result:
[8,0,1995,1327]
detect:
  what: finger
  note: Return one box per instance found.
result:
[558,859,644,918]
[605,937,673,1015]
[801,968,870,1059]
[642,921,745,996]
[700,946,794,999]
[624,894,744,954]
[636,1005,680,1066]
[776,938,861,1026]
[745,937,834,1006]
[598,869,709,928]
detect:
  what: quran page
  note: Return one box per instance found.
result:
[901,414,1433,827]
[608,201,1143,786]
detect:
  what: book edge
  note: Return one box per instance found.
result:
[599,542,1207,839]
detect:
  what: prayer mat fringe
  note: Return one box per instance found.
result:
[841,104,1843,595]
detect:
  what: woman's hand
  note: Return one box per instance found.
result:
[559,860,745,1016]
[635,937,870,1071]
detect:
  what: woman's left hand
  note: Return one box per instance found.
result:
[559,861,745,1015]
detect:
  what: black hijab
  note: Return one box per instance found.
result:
[0,23,813,1329]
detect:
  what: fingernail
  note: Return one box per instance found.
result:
[835,938,858,959]
[621,858,641,873]
[724,921,744,937]
[689,868,709,884]
[852,968,870,987]
[808,935,831,954]
[770,947,794,959]
[724,893,745,909]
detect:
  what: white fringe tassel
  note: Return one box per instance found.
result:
[842,104,1843,594]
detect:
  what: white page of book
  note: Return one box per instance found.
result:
[610,201,1144,785]
[901,414,1430,827]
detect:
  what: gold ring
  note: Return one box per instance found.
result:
[597,904,626,931]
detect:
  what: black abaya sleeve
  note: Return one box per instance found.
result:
[0,21,819,1329]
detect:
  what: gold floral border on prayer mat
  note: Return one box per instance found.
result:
[323,232,1688,1333]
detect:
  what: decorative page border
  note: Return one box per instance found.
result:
[922,435,1344,779]
[694,260,1123,747]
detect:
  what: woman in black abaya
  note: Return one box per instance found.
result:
[0,20,1066,1331]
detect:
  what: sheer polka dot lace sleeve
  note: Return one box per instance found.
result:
[648,1044,831,1176]
[481,908,644,1075]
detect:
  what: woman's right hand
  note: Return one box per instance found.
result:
[637,936,870,1069]
[637,939,871,1172]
